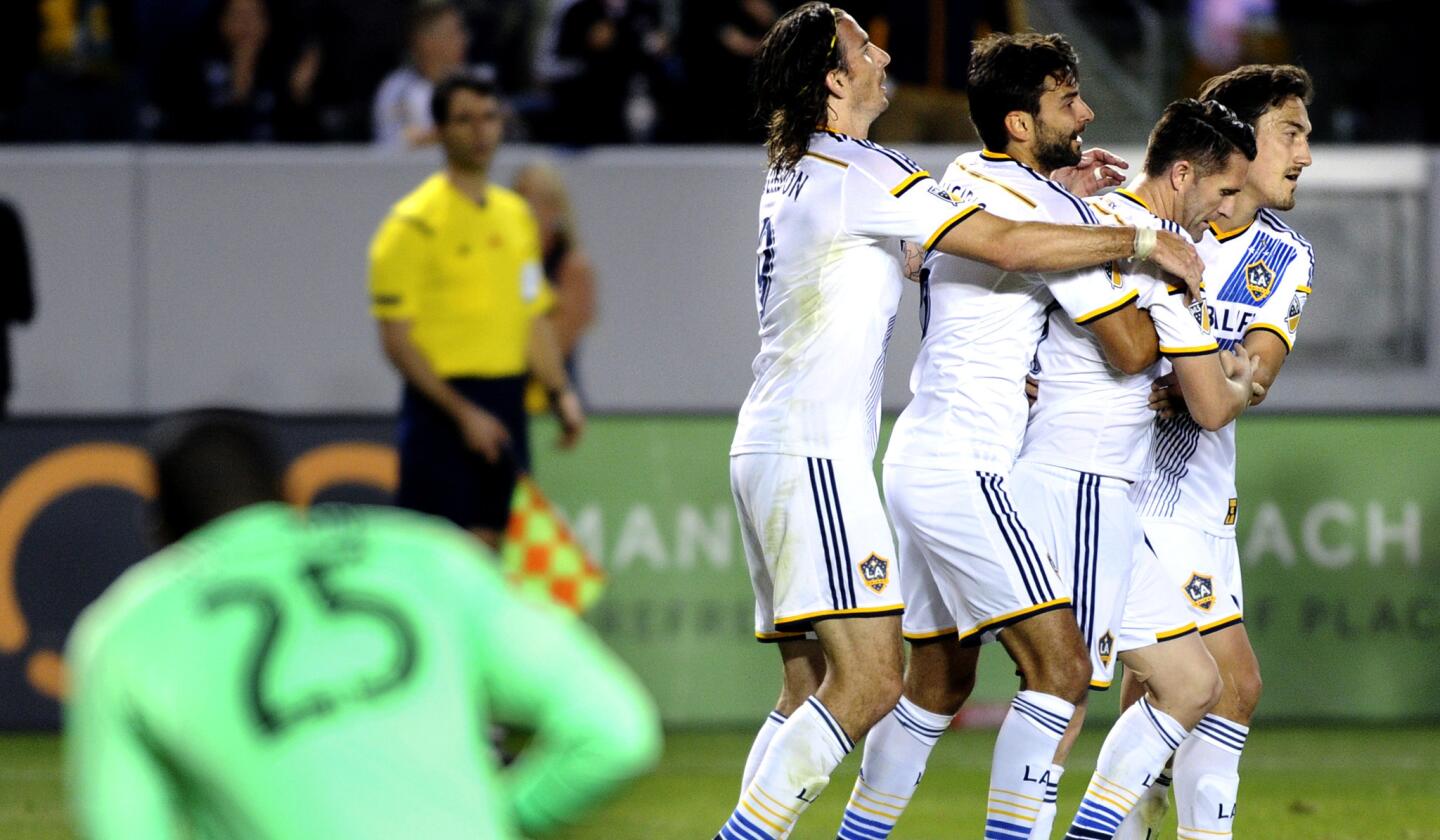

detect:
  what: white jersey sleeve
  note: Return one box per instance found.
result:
[839,141,985,249]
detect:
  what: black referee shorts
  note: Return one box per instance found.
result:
[394,375,530,532]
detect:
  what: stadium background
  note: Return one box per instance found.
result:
[0,0,1435,837]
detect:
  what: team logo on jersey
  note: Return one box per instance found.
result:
[930,183,965,206]
[1243,259,1276,301]
[1225,498,1238,526]
[1286,292,1306,333]
[1189,296,1212,332]
[1184,572,1217,611]
[1108,263,1124,289]
[1097,631,1114,667]
[859,553,891,594]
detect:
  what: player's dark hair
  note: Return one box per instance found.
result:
[967,33,1080,154]
[1143,98,1257,178]
[430,72,497,126]
[1197,64,1313,128]
[148,409,284,543]
[752,2,848,171]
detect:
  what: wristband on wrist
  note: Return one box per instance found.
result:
[1133,226,1158,260]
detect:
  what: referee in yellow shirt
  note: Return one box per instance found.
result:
[369,73,584,550]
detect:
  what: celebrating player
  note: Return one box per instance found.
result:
[1014,98,1260,840]
[1119,64,1316,840]
[66,411,660,840]
[716,7,1203,839]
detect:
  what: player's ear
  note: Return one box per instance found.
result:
[825,66,848,100]
[1004,111,1031,145]
[1170,160,1192,191]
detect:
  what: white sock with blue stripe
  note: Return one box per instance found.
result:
[1063,697,1189,839]
[836,695,952,839]
[716,696,852,840]
[1172,715,1247,839]
[741,711,789,796]
[1031,763,1065,840]
[986,691,1074,840]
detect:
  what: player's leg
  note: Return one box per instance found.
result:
[985,608,1090,840]
[741,638,826,795]
[720,455,904,840]
[1062,542,1221,840]
[1113,668,1170,840]
[839,635,976,840]
[1171,622,1259,840]
[838,486,970,840]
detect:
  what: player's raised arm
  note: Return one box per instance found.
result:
[474,592,661,835]
[933,211,1205,289]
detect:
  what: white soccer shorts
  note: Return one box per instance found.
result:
[731,453,903,641]
[1140,519,1244,635]
[1010,461,1196,689]
[884,464,1071,644]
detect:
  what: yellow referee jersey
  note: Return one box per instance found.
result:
[369,173,555,378]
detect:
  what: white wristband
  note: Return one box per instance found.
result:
[1133,226,1158,261]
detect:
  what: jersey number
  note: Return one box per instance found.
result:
[204,555,418,737]
[756,217,776,321]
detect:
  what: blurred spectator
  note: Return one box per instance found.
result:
[373,1,484,148]
[154,0,318,142]
[851,0,1011,143]
[676,0,783,142]
[17,0,144,141]
[291,0,408,141]
[536,0,675,144]
[514,161,597,411]
[0,199,35,419]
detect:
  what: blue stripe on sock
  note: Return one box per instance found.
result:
[1075,800,1125,831]
[838,826,885,840]
[1063,826,1112,840]
[720,815,766,840]
[1202,715,1249,739]
[893,703,947,739]
[1012,697,1069,737]
[807,696,854,753]
[768,711,788,726]
[1139,699,1182,751]
[837,813,890,839]
[1013,695,1070,728]
[840,809,894,832]
[984,818,1034,839]
[729,811,775,840]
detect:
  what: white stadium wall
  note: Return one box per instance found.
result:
[0,144,1433,414]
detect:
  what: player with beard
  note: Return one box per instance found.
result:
[837,34,1193,840]
[1117,64,1316,840]
[715,10,1205,840]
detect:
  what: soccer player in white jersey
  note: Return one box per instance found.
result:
[834,33,1168,840]
[1117,65,1315,840]
[1008,98,1264,840]
[714,7,1205,839]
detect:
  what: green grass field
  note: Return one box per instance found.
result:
[7,726,1438,839]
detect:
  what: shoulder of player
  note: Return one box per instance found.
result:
[382,174,451,236]
[1257,209,1316,288]
[970,154,1097,224]
[814,133,931,196]
[67,545,192,663]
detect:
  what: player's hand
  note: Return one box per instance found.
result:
[1148,372,1184,418]
[554,388,586,449]
[1149,231,1204,301]
[1025,375,1039,406]
[455,402,511,463]
[1222,345,1267,405]
[1050,148,1129,197]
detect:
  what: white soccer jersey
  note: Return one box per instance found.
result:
[885,150,1132,473]
[1133,209,1315,534]
[730,131,983,460]
[1017,189,1219,482]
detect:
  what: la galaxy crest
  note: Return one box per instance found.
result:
[1097,631,1114,667]
[1244,259,1277,302]
[1185,572,1216,611]
[859,553,891,594]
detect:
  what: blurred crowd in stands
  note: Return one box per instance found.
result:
[0,0,1426,147]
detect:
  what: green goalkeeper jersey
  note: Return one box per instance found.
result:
[65,503,660,840]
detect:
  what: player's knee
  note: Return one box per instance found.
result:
[1190,663,1224,719]
[1232,660,1263,720]
[1026,644,1091,704]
